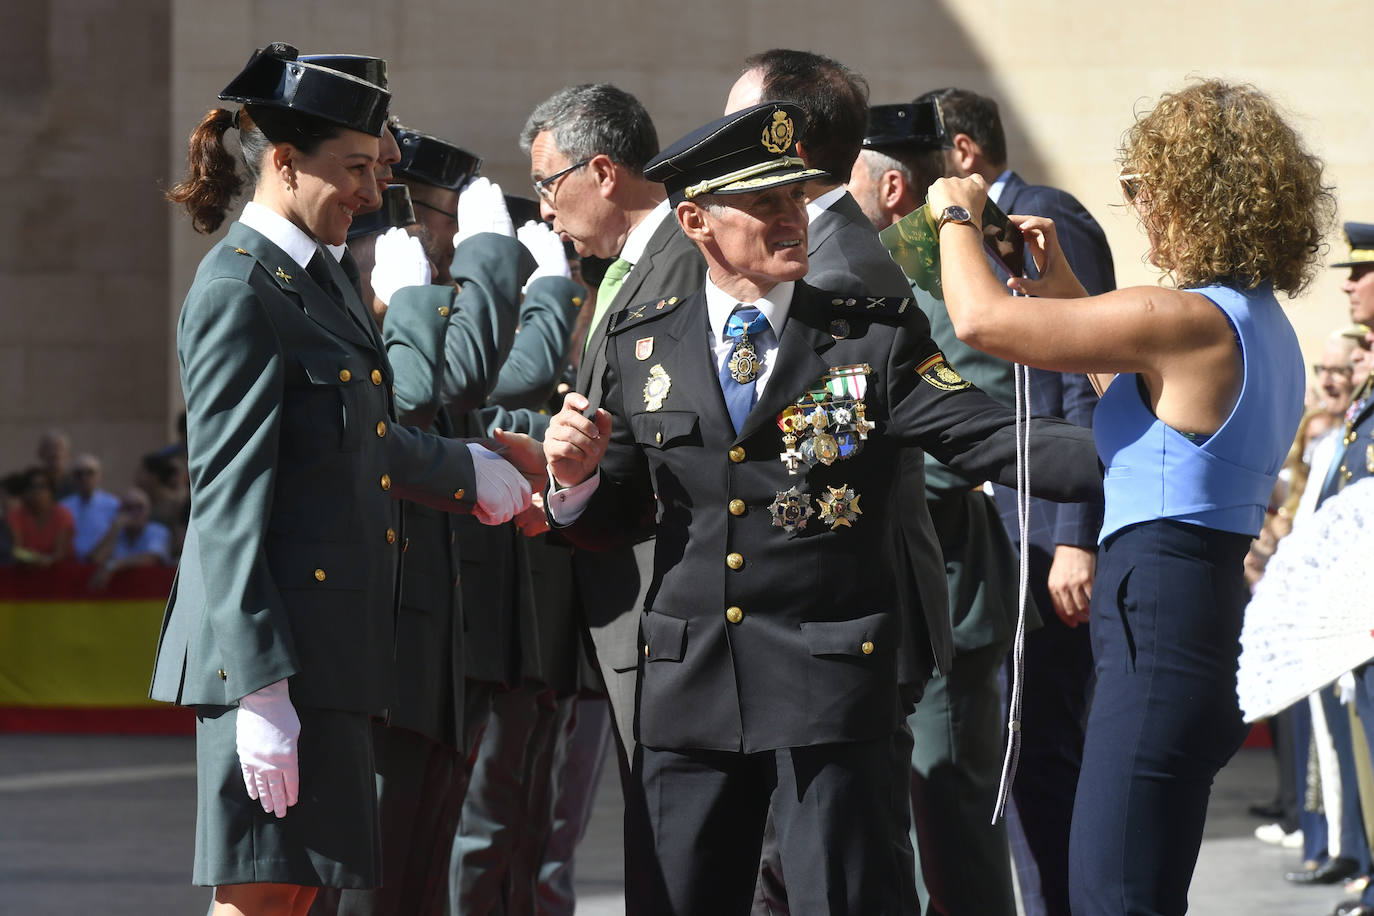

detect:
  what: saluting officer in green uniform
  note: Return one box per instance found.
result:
[153,43,536,916]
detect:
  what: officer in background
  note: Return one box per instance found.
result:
[542,101,1102,916]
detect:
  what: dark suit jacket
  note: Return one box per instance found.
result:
[1320,375,1374,504]
[988,172,1111,557]
[573,211,706,683]
[151,222,479,714]
[559,282,1102,752]
[806,190,955,686]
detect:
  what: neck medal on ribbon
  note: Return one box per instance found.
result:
[776,364,874,474]
[728,333,762,384]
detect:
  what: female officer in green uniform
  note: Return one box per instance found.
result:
[154,43,533,916]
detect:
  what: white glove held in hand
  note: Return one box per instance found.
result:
[517,220,571,290]
[454,177,514,247]
[370,227,432,306]
[1339,670,1358,706]
[236,678,301,818]
[466,443,532,525]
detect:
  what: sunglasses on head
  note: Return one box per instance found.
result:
[1118,170,1146,204]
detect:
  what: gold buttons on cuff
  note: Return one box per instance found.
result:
[371,369,383,386]
[376,420,387,438]
[726,552,744,570]
[861,641,875,655]
[338,369,352,382]
[314,568,327,582]
[729,446,746,463]
[453,489,466,500]
[438,305,451,317]
[218,668,227,681]
[729,499,746,516]
[385,528,397,544]
[726,606,744,624]
[380,474,392,491]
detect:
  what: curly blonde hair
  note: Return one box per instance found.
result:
[1120,79,1335,297]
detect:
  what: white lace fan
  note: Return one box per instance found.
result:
[1238,476,1374,722]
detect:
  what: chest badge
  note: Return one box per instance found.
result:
[768,486,814,533]
[275,266,293,283]
[817,484,862,529]
[643,364,671,412]
[636,337,654,361]
[775,364,873,474]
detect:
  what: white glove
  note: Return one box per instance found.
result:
[454,177,514,247]
[235,678,301,818]
[517,220,571,291]
[466,443,532,525]
[1338,671,1358,706]
[370,227,432,306]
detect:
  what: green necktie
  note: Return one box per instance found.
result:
[583,257,633,357]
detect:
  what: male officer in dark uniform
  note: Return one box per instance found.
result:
[542,101,1101,916]
[1322,221,1374,916]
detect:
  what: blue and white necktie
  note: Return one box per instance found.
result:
[719,306,771,434]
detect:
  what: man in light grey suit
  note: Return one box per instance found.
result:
[521,83,706,914]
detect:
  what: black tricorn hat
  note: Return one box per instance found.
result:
[219,42,391,137]
[645,101,826,206]
[347,184,416,241]
[391,124,482,191]
[862,101,948,151]
[300,53,388,90]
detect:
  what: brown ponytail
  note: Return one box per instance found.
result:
[166,108,243,235]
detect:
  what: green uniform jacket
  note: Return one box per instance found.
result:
[150,222,480,714]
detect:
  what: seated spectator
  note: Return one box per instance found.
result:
[59,454,121,562]
[36,428,76,500]
[7,467,75,568]
[88,487,170,589]
[135,451,189,536]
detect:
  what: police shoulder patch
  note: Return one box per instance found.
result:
[607,295,683,336]
[916,352,971,391]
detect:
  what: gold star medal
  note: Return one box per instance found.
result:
[817,484,862,529]
[768,486,814,533]
[643,364,671,412]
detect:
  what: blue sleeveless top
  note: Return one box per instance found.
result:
[1094,283,1304,542]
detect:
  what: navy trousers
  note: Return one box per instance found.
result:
[1068,520,1251,916]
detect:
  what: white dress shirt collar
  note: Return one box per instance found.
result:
[620,199,671,266]
[806,185,848,221]
[987,169,1014,207]
[241,201,321,269]
[705,276,795,343]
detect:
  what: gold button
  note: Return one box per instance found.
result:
[385,528,396,544]
[861,641,875,655]
[338,369,352,382]
[453,488,465,500]
[376,420,387,438]
[217,668,227,681]
[371,369,383,386]
[572,296,584,307]
[655,432,663,445]
[314,568,326,582]
[726,552,744,570]
[438,305,451,317]
[729,499,746,516]
[729,446,746,463]
[726,606,743,624]
[380,474,392,490]
[644,644,650,657]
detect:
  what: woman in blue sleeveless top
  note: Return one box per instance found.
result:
[928,80,1334,915]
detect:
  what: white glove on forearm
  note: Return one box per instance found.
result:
[517,220,571,291]
[371,227,432,305]
[466,443,532,525]
[235,678,301,818]
[454,177,514,247]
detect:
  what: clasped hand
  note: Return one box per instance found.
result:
[544,392,611,489]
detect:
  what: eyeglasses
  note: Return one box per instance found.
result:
[533,158,590,204]
[1118,171,1145,204]
[1312,363,1354,379]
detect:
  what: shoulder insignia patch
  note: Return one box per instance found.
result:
[916,352,971,391]
[608,294,684,336]
[829,295,911,317]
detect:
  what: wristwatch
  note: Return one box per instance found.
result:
[936,204,974,232]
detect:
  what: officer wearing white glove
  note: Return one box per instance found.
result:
[516,220,572,292]
[467,442,533,525]
[454,176,514,248]
[235,677,301,818]
[370,226,432,306]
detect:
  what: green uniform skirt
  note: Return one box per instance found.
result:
[193,704,380,888]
